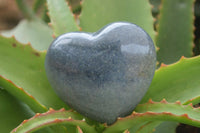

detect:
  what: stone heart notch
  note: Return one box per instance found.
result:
[45,22,156,124]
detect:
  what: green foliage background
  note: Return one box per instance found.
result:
[0,0,200,132]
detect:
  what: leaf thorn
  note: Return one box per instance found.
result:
[160,98,167,103]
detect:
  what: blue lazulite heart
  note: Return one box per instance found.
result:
[45,22,156,124]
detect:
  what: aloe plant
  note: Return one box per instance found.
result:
[0,0,199,132]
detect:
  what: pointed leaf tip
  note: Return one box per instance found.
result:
[180,56,187,60]
[175,101,182,105]
[148,99,154,104]
[188,103,193,107]
[48,23,52,27]
[160,99,167,103]
[22,120,28,124]
[54,118,62,123]
[35,113,41,117]
[181,114,189,119]
[160,63,168,67]
[52,34,56,39]
[59,108,66,111]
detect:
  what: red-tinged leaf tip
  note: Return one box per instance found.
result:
[59,108,65,111]
[73,14,79,21]
[49,108,54,112]
[48,23,52,27]
[131,111,137,115]
[11,35,16,40]
[160,99,167,103]
[188,103,193,107]
[148,98,154,104]
[156,46,160,51]
[66,1,74,13]
[160,63,168,67]
[153,18,157,22]
[77,126,83,133]
[22,119,28,124]
[181,113,189,118]
[124,129,130,133]
[68,5,73,12]
[117,117,123,120]
[175,101,182,105]
[7,79,14,84]
[52,34,56,39]
[46,12,50,17]
[54,118,62,123]
[80,0,83,5]
[79,27,82,31]
[103,123,108,127]
[27,42,31,46]
[29,95,35,99]
[35,113,40,117]
[19,87,23,90]
[12,128,17,133]
[180,56,186,60]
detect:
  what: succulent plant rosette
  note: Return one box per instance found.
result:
[0,0,200,133]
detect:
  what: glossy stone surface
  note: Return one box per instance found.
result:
[45,22,156,124]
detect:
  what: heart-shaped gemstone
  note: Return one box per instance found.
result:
[45,22,156,124]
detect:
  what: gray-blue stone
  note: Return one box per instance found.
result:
[45,22,156,124]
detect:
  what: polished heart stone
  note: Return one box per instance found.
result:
[45,22,156,124]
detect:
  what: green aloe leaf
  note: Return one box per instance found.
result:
[1,19,53,51]
[104,100,200,133]
[132,121,178,133]
[156,0,194,64]
[139,56,200,133]
[0,35,68,110]
[133,121,161,133]
[46,0,79,36]
[0,75,47,113]
[141,56,200,105]
[12,108,96,133]
[0,89,34,133]
[154,122,178,133]
[79,0,155,40]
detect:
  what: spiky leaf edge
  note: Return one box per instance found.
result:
[11,108,97,133]
[0,75,47,113]
[104,99,200,133]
